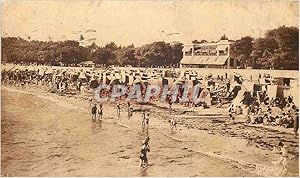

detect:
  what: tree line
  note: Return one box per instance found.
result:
[231,26,298,70]
[1,25,298,70]
[1,37,183,68]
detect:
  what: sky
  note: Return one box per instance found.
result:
[2,0,299,46]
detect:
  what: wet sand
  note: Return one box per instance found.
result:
[1,86,298,176]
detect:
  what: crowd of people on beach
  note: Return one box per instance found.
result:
[1,63,299,169]
[229,94,299,136]
[2,64,298,132]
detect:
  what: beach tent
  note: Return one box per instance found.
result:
[232,88,246,106]
[243,81,255,91]
[267,85,281,99]
[169,78,185,91]
[133,76,142,84]
[109,79,121,85]
[274,77,293,86]
[234,73,243,84]
[199,87,212,106]
[191,83,203,99]
[127,75,135,85]
[124,75,129,85]
[102,72,106,84]
[228,82,243,99]
[141,74,151,81]
[162,78,169,86]
[165,70,173,78]
[200,80,209,88]
[106,75,115,85]
[149,78,161,86]
[70,72,79,82]
[79,72,86,79]
[131,77,146,95]
[45,68,54,74]
[38,69,45,76]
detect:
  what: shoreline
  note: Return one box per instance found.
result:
[1,85,299,176]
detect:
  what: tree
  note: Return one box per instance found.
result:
[136,42,174,67]
[231,36,253,68]
[250,26,299,70]
[250,37,278,69]
[220,34,228,40]
[91,47,116,65]
[119,45,137,66]
[192,40,201,44]
[170,43,183,66]
[2,25,298,70]
[265,26,299,70]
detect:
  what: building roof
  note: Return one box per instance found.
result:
[80,61,95,65]
[216,45,229,51]
[183,39,234,47]
[181,56,228,65]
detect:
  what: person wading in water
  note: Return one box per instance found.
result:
[139,138,150,168]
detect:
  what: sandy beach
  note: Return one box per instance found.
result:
[1,86,298,176]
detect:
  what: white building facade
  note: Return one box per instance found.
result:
[180,40,239,69]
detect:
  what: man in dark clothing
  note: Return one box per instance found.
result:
[91,104,97,121]
[128,106,133,118]
[117,103,121,116]
[98,104,103,120]
[139,140,150,167]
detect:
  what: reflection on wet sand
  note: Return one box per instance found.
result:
[1,87,298,176]
[139,166,148,176]
[91,121,103,134]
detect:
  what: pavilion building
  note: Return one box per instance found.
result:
[180,40,240,68]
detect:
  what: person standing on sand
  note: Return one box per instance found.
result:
[98,104,103,121]
[170,117,177,131]
[145,113,150,128]
[89,98,94,107]
[127,101,131,111]
[228,105,235,122]
[272,141,289,173]
[128,106,133,118]
[116,103,121,116]
[141,111,146,129]
[91,103,97,121]
[127,101,133,117]
[144,136,150,145]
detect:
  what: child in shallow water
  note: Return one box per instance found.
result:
[139,140,150,168]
